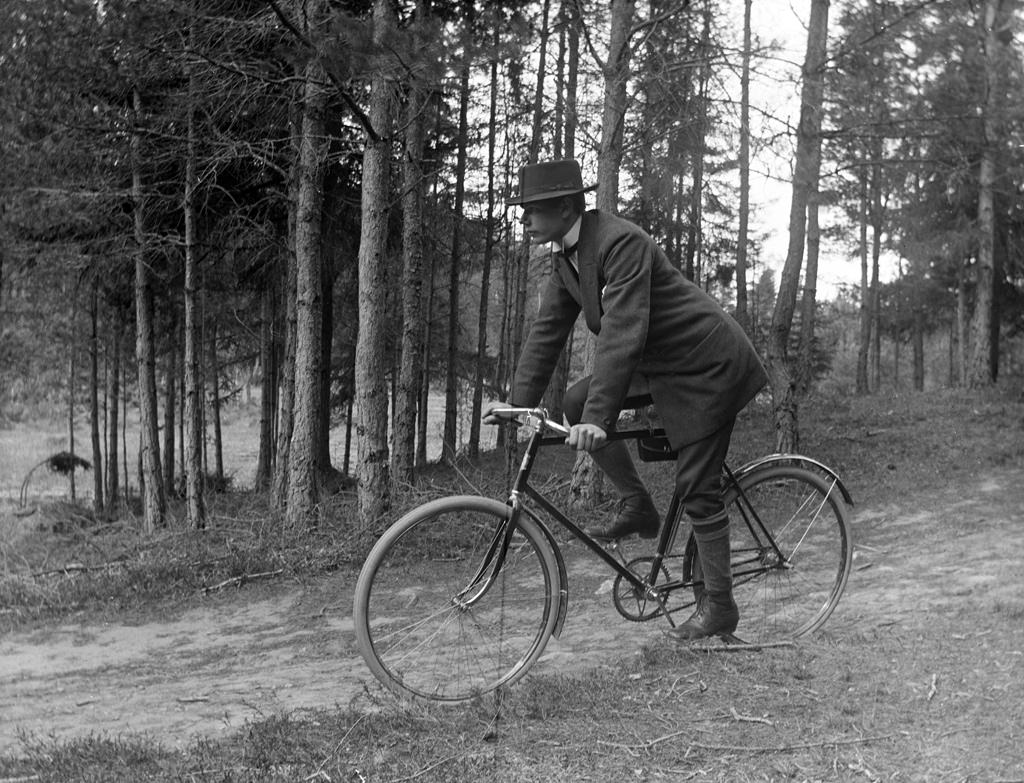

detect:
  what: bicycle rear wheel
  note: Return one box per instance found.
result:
[683,465,852,643]
[353,496,560,702]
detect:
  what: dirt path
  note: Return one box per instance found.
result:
[0,550,668,754]
[2,468,1022,755]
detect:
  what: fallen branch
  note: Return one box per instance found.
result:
[707,639,796,652]
[598,733,891,755]
[690,734,892,753]
[201,569,283,594]
[30,561,122,578]
[730,706,773,725]
[387,752,468,783]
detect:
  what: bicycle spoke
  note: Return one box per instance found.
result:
[683,465,851,643]
[354,497,558,701]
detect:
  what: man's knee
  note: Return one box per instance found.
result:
[682,494,727,527]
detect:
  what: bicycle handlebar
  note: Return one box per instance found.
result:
[488,407,674,447]
[487,407,570,437]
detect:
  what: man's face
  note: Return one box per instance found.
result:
[518,198,572,246]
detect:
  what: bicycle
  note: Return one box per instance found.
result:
[353,407,853,703]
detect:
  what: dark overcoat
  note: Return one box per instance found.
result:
[511,209,768,448]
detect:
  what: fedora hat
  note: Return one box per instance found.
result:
[507,159,596,206]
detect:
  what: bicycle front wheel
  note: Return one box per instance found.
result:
[353,496,561,702]
[683,465,852,643]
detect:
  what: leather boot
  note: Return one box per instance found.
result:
[669,518,738,640]
[587,493,660,540]
[668,591,739,641]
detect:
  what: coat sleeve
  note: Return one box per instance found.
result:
[580,231,652,431]
[510,268,581,407]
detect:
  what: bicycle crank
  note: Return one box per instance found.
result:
[611,557,673,622]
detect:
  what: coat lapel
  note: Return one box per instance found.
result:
[556,251,581,301]
[577,211,602,333]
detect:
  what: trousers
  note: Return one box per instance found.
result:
[562,375,735,524]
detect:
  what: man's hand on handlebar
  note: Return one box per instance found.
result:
[566,423,606,452]
[482,401,511,426]
[482,404,602,450]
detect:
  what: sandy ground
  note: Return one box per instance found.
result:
[1,468,1022,755]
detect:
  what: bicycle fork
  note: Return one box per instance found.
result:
[450,500,524,610]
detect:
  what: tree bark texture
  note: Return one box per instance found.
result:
[393,2,429,483]
[286,56,328,528]
[355,0,396,525]
[442,31,471,464]
[272,73,303,510]
[254,279,277,490]
[735,0,753,334]
[131,87,166,532]
[468,33,500,461]
[796,180,821,395]
[766,0,829,454]
[162,323,177,495]
[106,323,121,511]
[184,96,206,526]
[968,0,1008,388]
[89,284,104,513]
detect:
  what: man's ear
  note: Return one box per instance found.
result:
[559,196,577,220]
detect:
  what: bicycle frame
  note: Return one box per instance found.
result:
[470,407,847,633]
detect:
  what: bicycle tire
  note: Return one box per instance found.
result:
[353,495,561,702]
[682,464,852,643]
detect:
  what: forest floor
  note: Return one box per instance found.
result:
[0,388,1023,781]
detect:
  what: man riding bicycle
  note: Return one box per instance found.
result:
[485,159,768,641]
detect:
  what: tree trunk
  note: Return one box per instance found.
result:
[207,321,224,484]
[273,252,297,506]
[542,4,580,423]
[869,161,882,391]
[317,242,337,475]
[595,0,635,213]
[957,263,969,386]
[393,0,430,483]
[684,6,711,285]
[89,283,104,513]
[286,54,328,528]
[442,1,473,464]
[163,322,177,496]
[855,169,871,394]
[766,0,828,454]
[967,0,1006,388]
[571,0,637,503]
[106,322,121,512]
[254,279,277,490]
[183,75,205,525]
[131,87,165,532]
[355,0,396,525]
[417,251,437,467]
[67,329,77,502]
[469,25,500,461]
[735,0,753,334]
[272,71,304,509]
[912,285,925,391]
[796,179,821,395]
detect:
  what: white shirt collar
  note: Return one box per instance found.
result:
[555,216,582,254]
